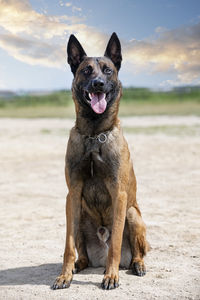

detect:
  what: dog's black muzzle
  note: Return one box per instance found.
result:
[91,78,105,91]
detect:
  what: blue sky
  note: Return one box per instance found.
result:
[0,0,200,90]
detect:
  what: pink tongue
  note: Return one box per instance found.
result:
[90,93,107,114]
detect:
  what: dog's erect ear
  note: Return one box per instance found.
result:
[67,34,87,75]
[104,32,122,71]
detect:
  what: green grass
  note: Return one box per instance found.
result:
[0,90,75,118]
[39,125,200,137]
[0,87,200,118]
[122,87,200,103]
[123,125,200,136]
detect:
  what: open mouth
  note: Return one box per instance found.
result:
[84,91,108,114]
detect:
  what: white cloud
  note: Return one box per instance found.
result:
[65,2,72,7]
[0,33,66,68]
[59,1,82,13]
[155,26,167,33]
[72,6,82,12]
[0,0,107,68]
[124,23,200,85]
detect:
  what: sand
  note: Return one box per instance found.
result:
[0,116,199,300]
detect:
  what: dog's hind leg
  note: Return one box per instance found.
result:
[74,230,89,273]
[126,206,148,276]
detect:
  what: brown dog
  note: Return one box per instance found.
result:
[52,33,148,290]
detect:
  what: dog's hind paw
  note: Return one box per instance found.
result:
[131,261,146,277]
[74,257,88,273]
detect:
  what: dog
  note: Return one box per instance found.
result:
[52,32,148,290]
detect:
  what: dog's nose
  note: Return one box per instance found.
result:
[92,78,105,89]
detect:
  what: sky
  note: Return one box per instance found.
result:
[0,0,200,91]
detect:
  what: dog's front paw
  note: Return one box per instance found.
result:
[51,274,73,290]
[101,272,119,290]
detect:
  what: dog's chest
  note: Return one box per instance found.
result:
[75,137,119,210]
[81,136,119,181]
[67,129,121,211]
[67,129,120,183]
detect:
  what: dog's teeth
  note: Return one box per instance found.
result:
[89,93,92,100]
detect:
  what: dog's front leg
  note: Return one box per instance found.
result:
[52,184,82,289]
[101,190,127,290]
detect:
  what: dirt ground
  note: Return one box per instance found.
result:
[0,116,199,300]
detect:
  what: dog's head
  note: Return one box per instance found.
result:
[67,33,122,115]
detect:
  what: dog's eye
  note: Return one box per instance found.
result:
[104,67,112,75]
[82,67,92,75]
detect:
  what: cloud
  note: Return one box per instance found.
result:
[59,1,82,12]
[59,1,72,7]
[0,0,199,86]
[124,23,200,85]
[72,6,82,12]
[0,33,66,68]
[65,2,72,7]
[0,0,107,68]
[0,0,81,38]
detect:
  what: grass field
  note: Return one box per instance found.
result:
[0,87,200,117]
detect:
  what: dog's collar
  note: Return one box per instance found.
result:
[85,132,109,144]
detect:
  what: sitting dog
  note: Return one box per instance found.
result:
[53,32,148,290]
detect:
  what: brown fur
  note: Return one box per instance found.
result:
[52,33,148,290]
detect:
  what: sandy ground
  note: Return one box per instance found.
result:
[0,116,199,300]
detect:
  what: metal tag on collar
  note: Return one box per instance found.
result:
[97,133,107,143]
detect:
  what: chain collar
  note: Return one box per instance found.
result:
[86,132,109,144]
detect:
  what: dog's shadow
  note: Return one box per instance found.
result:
[0,263,104,288]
